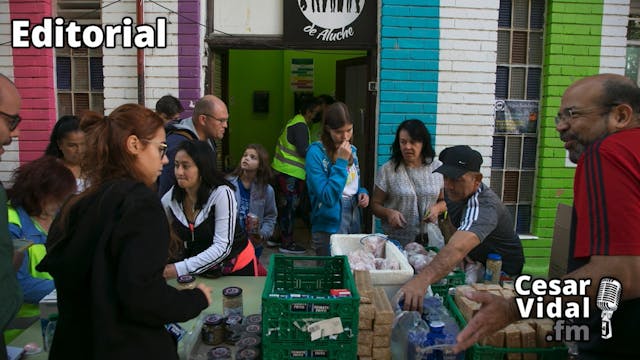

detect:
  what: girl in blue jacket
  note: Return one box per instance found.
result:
[305,102,369,256]
[227,143,277,261]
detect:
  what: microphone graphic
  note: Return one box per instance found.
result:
[596,277,622,339]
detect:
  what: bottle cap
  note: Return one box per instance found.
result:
[429,320,445,329]
[223,286,242,297]
[487,253,502,261]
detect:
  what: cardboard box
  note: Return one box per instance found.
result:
[548,203,572,279]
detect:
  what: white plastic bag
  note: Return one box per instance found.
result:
[426,222,445,249]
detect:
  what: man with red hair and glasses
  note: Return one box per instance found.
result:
[158,95,229,196]
[454,74,640,359]
[0,73,23,359]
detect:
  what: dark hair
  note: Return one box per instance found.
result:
[316,94,335,106]
[391,119,436,171]
[80,103,165,189]
[44,115,81,158]
[7,156,76,216]
[230,143,273,189]
[296,94,320,115]
[171,140,235,210]
[320,102,353,162]
[155,95,184,118]
[601,77,640,113]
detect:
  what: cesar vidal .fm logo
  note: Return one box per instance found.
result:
[514,276,622,342]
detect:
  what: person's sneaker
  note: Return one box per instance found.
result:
[266,238,281,247]
[279,244,306,254]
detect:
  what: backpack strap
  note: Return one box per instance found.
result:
[168,129,195,141]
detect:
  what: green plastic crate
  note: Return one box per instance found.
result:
[425,246,467,297]
[444,294,569,360]
[261,255,360,360]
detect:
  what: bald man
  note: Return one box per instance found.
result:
[157,95,229,195]
[454,74,640,359]
[0,73,23,359]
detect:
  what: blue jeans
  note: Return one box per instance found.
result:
[312,196,361,256]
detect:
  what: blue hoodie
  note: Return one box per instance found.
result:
[305,141,368,233]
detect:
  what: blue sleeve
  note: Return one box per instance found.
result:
[259,185,277,239]
[10,223,54,303]
[16,254,54,304]
[157,133,184,196]
[305,145,348,207]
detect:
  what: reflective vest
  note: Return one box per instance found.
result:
[272,114,308,180]
[8,206,51,319]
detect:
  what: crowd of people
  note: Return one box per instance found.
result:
[1,72,638,358]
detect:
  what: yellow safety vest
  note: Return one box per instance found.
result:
[271,114,309,180]
[8,206,52,320]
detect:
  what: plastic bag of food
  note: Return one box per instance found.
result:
[360,234,387,258]
[347,249,376,271]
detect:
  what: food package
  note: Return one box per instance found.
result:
[360,234,387,258]
[347,249,376,271]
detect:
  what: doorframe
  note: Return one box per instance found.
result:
[335,53,377,232]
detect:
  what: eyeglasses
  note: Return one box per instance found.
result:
[202,113,228,123]
[554,104,617,125]
[141,139,168,158]
[0,111,21,131]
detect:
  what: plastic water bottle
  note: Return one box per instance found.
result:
[44,313,58,352]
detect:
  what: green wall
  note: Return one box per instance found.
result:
[526,0,604,276]
[227,49,366,168]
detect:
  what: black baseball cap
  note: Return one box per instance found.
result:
[433,145,483,179]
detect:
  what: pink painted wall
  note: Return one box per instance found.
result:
[9,0,56,163]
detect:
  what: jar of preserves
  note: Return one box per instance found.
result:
[222,286,243,316]
[484,253,502,284]
[223,314,244,344]
[201,314,224,346]
[176,275,196,290]
[206,345,232,360]
[235,347,260,360]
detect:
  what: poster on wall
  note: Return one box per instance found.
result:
[284,0,376,47]
[494,100,539,134]
[291,58,314,91]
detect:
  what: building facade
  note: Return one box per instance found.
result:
[0,0,633,274]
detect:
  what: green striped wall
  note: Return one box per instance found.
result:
[525,0,605,276]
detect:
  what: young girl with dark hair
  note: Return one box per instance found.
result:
[162,140,259,278]
[305,102,369,256]
[227,144,277,263]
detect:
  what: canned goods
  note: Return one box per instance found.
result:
[201,314,224,346]
[222,286,243,317]
[245,213,259,235]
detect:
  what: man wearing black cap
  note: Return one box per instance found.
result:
[398,144,524,311]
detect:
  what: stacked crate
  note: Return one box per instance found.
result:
[354,270,393,360]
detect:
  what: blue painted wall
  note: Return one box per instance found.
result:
[378,0,440,166]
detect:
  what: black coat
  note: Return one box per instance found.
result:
[38,180,208,360]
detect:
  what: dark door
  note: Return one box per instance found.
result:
[336,54,376,232]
